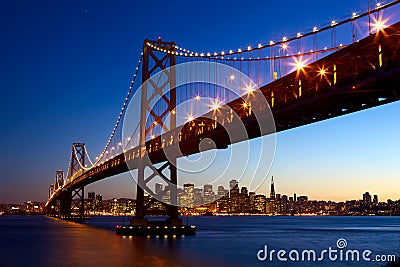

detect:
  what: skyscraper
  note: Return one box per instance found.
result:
[241,187,248,196]
[194,188,203,206]
[239,187,249,213]
[203,184,214,204]
[95,194,102,211]
[363,192,372,205]
[270,176,275,199]
[217,185,227,197]
[254,195,267,213]
[230,179,238,189]
[269,176,276,214]
[373,195,378,204]
[229,180,240,213]
[182,183,194,208]
[88,192,95,211]
[249,192,256,212]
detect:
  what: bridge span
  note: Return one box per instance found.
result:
[46,6,400,232]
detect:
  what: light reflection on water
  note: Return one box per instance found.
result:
[0,215,399,267]
[0,215,183,267]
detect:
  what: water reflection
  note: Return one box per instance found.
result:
[0,215,399,267]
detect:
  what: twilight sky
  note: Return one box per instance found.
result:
[1,0,399,203]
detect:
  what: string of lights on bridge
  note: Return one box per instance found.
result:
[96,55,143,165]
[147,43,346,61]
[146,1,392,60]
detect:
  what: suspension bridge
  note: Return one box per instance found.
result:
[46,1,400,235]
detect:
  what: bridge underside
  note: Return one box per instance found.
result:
[47,21,400,218]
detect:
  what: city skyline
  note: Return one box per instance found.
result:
[4,177,398,217]
[1,0,400,203]
[3,176,399,206]
[77,179,400,216]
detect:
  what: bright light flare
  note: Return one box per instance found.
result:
[187,115,194,122]
[281,43,288,50]
[195,95,201,100]
[318,68,327,76]
[243,84,256,94]
[371,16,388,32]
[229,74,235,81]
[210,99,221,111]
[291,57,307,71]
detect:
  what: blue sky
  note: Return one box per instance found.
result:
[1,0,399,203]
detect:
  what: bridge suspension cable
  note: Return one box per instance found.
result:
[80,53,145,168]
[64,153,72,184]
[173,45,346,62]
[148,0,399,59]
[84,148,94,167]
[72,146,90,171]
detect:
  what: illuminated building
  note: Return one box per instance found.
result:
[239,187,250,213]
[194,188,203,206]
[217,185,228,197]
[254,195,266,214]
[95,194,102,211]
[181,183,194,208]
[249,192,256,212]
[88,191,95,211]
[229,180,240,213]
[203,184,215,204]
[269,176,276,214]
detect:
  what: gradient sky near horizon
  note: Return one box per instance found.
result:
[1,0,399,203]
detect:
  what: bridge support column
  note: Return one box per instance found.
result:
[167,160,179,222]
[59,190,72,218]
[132,38,181,226]
[71,187,85,218]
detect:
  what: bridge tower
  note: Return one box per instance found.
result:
[70,142,86,217]
[55,170,64,190]
[48,184,55,200]
[132,38,179,225]
[58,143,87,218]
